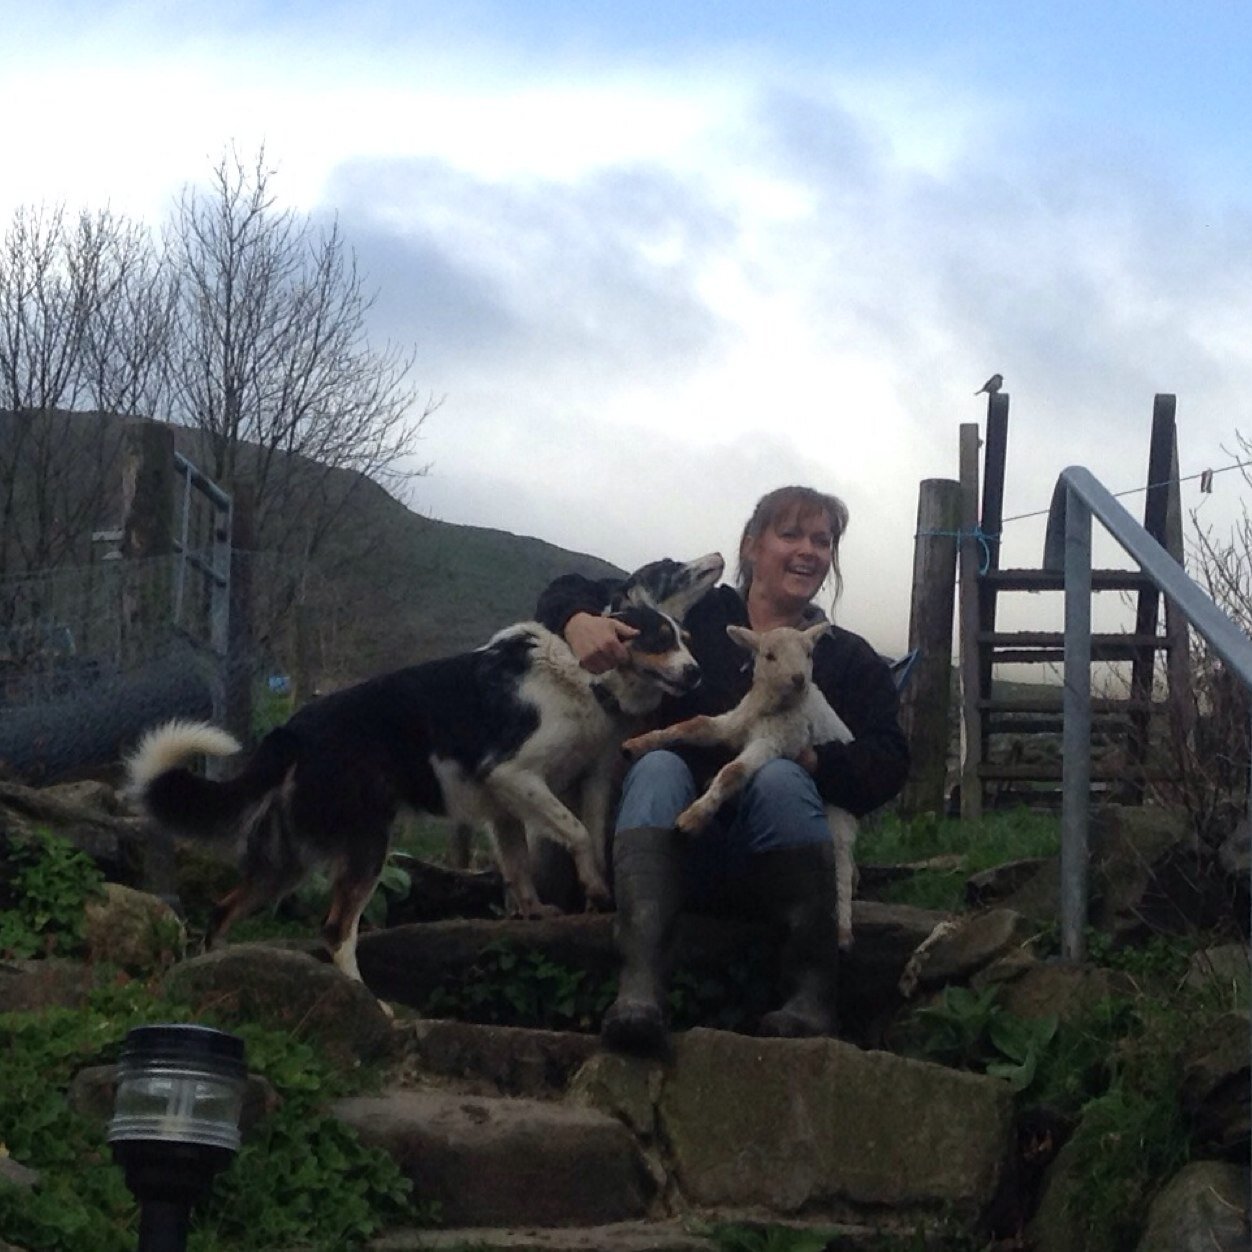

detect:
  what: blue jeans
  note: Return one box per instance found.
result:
[614,750,831,910]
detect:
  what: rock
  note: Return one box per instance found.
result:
[902,908,1036,991]
[355,904,949,1047]
[83,882,185,973]
[965,858,1050,907]
[1183,944,1250,996]
[0,1155,40,1189]
[0,957,96,1013]
[1027,1136,1090,1252]
[998,962,1124,1024]
[332,1088,655,1227]
[368,1220,719,1250]
[574,1028,1013,1226]
[1218,818,1251,877]
[1134,1160,1249,1252]
[1180,1011,1250,1156]
[407,1019,599,1098]
[161,945,398,1067]
[40,779,126,816]
[1000,803,1198,933]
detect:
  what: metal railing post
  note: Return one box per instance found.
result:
[1061,487,1092,961]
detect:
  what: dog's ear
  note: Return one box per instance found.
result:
[726,624,760,653]
[616,552,724,618]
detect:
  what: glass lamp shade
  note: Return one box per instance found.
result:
[108,1024,247,1152]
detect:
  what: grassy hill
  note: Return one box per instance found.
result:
[0,408,626,689]
[299,470,626,678]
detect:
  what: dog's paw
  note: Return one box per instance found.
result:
[620,734,653,758]
[584,887,613,913]
[513,900,563,920]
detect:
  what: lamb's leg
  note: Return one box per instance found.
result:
[485,763,611,910]
[677,739,779,834]
[622,712,739,759]
[826,806,858,949]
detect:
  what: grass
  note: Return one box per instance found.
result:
[860,807,1061,911]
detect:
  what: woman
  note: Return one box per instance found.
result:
[535,485,909,1055]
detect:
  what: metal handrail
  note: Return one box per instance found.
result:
[1043,465,1252,960]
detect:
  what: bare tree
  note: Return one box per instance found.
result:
[164,148,433,586]
[0,205,170,589]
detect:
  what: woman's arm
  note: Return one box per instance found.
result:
[535,573,637,673]
[810,634,911,817]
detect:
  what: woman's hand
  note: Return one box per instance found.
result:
[564,612,639,674]
[794,746,819,775]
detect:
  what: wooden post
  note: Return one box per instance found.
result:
[1128,395,1177,800]
[119,420,175,666]
[977,393,1009,768]
[225,482,255,743]
[1162,413,1198,753]
[959,423,984,821]
[899,478,960,816]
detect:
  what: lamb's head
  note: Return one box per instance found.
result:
[726,621,831,709]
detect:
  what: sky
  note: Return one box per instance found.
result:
[4,1,1252,656]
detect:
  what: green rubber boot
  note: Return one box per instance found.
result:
[600,826,684,1057]
[753,843,841,1038]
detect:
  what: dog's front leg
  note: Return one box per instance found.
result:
[491,814,558,919]
[576,754,617,888]
[485,763,611,910]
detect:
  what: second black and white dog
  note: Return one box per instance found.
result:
[126,552,724,988]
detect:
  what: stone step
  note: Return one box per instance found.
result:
[404,1018,600,1098]
[333,1029,1014,1239]
[332,1087,657,1229]
[366,1217,890,1250]
[366,1219,716,1250]
[355,902,950,1046]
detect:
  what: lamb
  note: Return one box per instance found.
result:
[622,620,861,948]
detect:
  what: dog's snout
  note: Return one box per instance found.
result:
[681,662,702,690]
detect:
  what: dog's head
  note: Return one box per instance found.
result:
[611,552,724,621]
[608,603,702,698]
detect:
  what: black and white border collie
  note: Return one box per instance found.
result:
[125,552,724,991]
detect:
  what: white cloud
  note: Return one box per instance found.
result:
[2,5,1251,663]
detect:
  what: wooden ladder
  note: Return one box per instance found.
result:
[957,393,1192,819]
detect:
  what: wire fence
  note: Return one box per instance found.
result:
[0,549,337,779]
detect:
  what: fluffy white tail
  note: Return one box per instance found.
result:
[126,719,241,790]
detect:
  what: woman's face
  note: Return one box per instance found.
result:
[743,505,834,610]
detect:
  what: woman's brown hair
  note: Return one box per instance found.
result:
[736,485,849,601]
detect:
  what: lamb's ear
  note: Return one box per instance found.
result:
[726,624,760,652]
[803,621,832,648]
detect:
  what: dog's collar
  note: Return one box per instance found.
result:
[591,681,624,718]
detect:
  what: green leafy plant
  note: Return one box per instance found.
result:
[0,982,418,1251]
[423,940,615,1031]
[905,985,1059,1095]
[0,826,105,958]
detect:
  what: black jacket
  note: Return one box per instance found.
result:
[535,576,910,818]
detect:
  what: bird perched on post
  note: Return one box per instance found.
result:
[975,373,1003,396]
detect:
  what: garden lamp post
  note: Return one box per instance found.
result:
[108,1024,247,1252]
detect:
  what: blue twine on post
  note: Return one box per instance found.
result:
[915,526,999,576]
